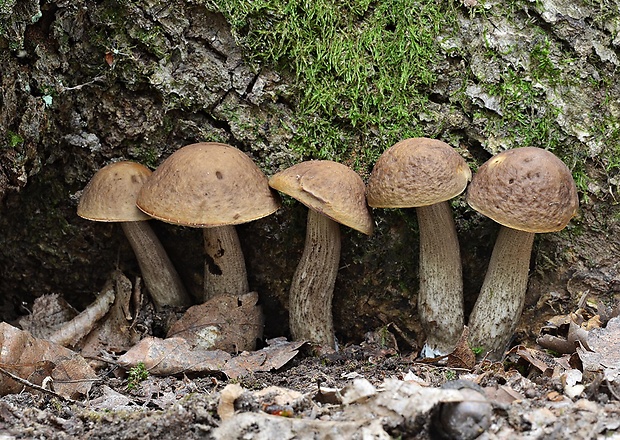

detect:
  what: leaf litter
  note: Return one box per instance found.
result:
[2,271,620,438]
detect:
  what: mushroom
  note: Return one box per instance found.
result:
[78,161,191,310]
[366,138,471,357]
[136,142,281,301]
[466,147,579,358]
[269,160,373,348]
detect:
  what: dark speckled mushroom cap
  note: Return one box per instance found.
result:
[78,161,152,222]
[136,142,281,227]
[366,138,472,208]
[466,147,579,233]
[269,160,374,235]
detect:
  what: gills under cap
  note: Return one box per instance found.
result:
[78,161,152,222]
[269,160,373,235]
[366,138,471,208]
[136,142,281,227]
[466,147,579,233]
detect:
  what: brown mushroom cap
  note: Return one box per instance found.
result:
[136,142,281,227]
[466,147,579,233]
[366,138,471,208]
[269,160,373,235]
[78,161,152,222]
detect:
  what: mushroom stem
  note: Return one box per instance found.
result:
[416,201,465,356]
[121,221,191,309]
[467,226,535,358]
[203,225,249,301]
[289,209,341,348]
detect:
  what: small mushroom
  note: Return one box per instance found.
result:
[269,160,373,348]
[136,142,281,301]
[78,161,191,310]
[366,138,471,357]
[466,147,579,358]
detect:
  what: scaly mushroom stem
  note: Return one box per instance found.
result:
[203,225,249,301]
[468,226,535,358]
[417,201,465,356]
[289,209,341,348]
[121,221,191,309]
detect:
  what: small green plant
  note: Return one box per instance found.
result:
[126,362,149,390]
[444,369,457,381]
[471,346,484,356]
[7,131,24,148]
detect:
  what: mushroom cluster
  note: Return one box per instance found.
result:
[77,140,578,360]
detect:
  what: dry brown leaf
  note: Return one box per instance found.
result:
[19,294,78,339]
[50,281,115,348]
[117,336,304,379]
[222,338,305,379]
[117,336,231,376]
[483,385,525,404]
[447,326,475,369]
[77,270,141,357]
[512,345,555,374]
[0,322,97,399]
[537,312,592,354]
[167,292,263,353]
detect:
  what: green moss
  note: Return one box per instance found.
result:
[130,25,169,60]
[129,146,160,169]
[6,130,24,148]
[209,0,456,169]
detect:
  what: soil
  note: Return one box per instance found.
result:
[1,335,619,439]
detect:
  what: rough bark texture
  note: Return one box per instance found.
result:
[417,202,464,357]
[203,225,249,301]
[121,221,190,309]
[289,210,341,348]
[468,227,536,358]
[0,0,619,349]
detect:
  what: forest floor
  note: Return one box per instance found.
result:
[1,328,620,440]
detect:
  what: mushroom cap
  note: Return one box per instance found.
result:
[136,142,281,227]
[466,147,579,233]
[366,138,472,208]
[269,160,374,235]
[78,161,152,222]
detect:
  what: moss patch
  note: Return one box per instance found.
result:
[210,0,456,169]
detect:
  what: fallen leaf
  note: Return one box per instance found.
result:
[19,294,78,339]
[512,345,555,374]
[50,277,116,348]
[77,270,141,357]
[117,336,304,379]
[483,385,525,404]
[447,326,475,369]
[117,337,231,376]
[89,385,135,411]
[167,292,263,352]
[222,338,305,379]
[0,323,97,399]
[537,316,591,354]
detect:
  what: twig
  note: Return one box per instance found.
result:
[0,367,83,407]
[60,76,106,92]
